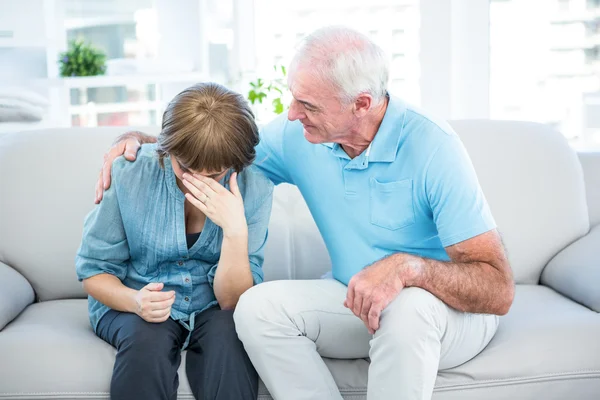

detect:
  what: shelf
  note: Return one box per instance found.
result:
[0,119,64,135]
[69,101,163,115]
[44,72,209,89]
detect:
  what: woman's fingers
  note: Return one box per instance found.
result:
[185,193,208,213]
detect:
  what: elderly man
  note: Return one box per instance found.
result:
[96,26,514,400]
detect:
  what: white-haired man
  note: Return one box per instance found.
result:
[96,26,514,400]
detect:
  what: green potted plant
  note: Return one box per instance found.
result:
[58,39,107,77]
[247,65,289,119]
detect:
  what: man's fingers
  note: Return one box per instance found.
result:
[359,296,372,324]
[368,304,383,333]
[345,281,356,310]
[102,158,113,190]
[95,171,104,203]
[123,138,141,160]
[352,288,363,317]
[102,139,140,189]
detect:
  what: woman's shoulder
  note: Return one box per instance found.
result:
[112,143,161,183]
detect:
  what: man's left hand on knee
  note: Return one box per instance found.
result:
[344,254,418,334]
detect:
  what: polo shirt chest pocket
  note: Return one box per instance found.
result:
[369,178,415,230]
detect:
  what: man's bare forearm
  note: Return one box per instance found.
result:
[114,131,157,145]
[398,254,514,315]
[212,232,254,310]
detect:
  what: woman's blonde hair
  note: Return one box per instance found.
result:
[157,82,259,173]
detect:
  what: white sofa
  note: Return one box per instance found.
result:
[0,120,599,399]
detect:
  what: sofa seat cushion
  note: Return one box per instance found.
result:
[0,300,367,400]
[434,284,600,399]
[0,286,598,400]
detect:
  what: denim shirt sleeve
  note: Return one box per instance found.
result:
[75,165,130,281]
[207,177,274,286]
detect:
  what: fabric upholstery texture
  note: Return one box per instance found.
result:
[541,224,600,312]
[0,261,34,330]
[578,152,600,227]
[449,120,590,284]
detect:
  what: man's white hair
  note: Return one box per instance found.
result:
[290,26,389,105]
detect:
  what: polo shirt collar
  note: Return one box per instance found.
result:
[321,95,406,163]
[366,95,406,162]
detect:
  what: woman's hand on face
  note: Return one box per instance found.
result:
[182,172,248,237]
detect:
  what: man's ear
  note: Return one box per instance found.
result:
[354,94,372,117]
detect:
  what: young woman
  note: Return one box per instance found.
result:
[76,82,273,400]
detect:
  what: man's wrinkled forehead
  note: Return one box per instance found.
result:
[288,69,334,107]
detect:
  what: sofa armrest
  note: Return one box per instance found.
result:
[541,224,600,312]
[0,261,35,330]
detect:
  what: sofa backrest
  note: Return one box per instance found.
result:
[0,128,157,301]
[578,151,600,228]
[449,120,589,284]
[0,121,591,301]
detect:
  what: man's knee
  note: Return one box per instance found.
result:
[377,287,448,342]
[234,282,282,342]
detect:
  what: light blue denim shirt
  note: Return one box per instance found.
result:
[76,143,273,346]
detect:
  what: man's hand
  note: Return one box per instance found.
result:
[94,131,156,204]
[182,172,248,237]
[133,282,176,323]
[345,254,416,334]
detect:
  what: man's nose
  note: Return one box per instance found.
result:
[288,99,303,121]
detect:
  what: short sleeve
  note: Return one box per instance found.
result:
[254,114,294,185]
[425,135,496,247]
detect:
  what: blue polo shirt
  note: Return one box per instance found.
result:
[254,95,496,285]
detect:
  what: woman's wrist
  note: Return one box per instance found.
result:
[223,225,248,239]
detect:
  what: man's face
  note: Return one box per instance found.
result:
[287,67,356,144]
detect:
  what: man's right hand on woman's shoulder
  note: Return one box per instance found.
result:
[95,131,157,204]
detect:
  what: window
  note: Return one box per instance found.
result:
[61,0,233,127]
[490,0,600,149]
[252,0,420,121]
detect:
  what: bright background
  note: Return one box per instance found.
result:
[1,0,599,149]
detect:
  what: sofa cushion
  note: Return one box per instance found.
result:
[0,299,366,400]
[578,151,600,227]
[1,285,598,400]
[450,120,590,284]
[0,128,158,301]
[434,284,600,399]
